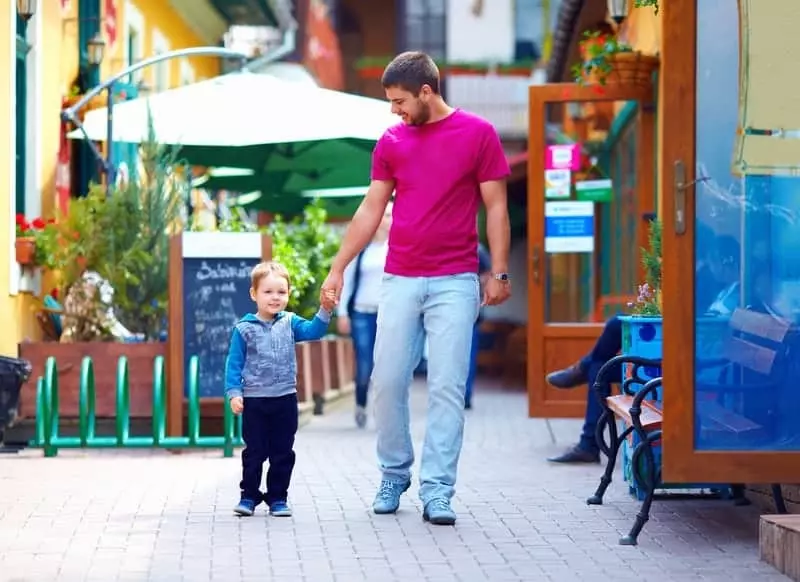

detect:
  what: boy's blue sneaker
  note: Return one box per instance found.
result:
[372,479,411,514]
[423,498,457,526]
[269,501,292,517]
[233,498,256,517]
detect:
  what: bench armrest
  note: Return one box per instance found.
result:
[593,354,663,403]
[631,377,663,432]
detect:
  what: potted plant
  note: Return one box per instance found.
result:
[619,220,663,380]
[15,214,57,267]
[17,116,184,420]
[634,0,659,13]
[572,31,659,87]
[355,56,391,80]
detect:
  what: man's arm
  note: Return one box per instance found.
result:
[480,180,510,274]
[330,180,394,274]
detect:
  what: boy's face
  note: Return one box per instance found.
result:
[250,273,290,316]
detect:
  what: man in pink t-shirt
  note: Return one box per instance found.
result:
[321,51,511,526]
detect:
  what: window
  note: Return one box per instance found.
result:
[15,13,28,216]
[179,57,195,86]
[404,0,446,60]
[152,29,170,92]
[124,1,144,85]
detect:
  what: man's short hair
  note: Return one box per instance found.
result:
[381,51,440,95]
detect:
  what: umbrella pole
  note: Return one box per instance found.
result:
[106,82,115,194]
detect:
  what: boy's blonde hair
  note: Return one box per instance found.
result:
[251,261,291,290]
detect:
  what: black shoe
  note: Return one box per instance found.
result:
[546,364,588,389]
[547,446,600,464]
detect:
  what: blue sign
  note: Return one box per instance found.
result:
[544,201,595,253]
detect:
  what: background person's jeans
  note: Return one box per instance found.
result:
[372,273,479,505]
[577,315,624,453]
[350,311,378,407]
[465,322,480,407]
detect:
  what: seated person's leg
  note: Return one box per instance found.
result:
[548,359,622,463]
[546,315,622,389]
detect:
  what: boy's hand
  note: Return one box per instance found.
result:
[321,289,337,312]
[230,397,244,415]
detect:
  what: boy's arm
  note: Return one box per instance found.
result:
[224,327,247,400]
[291,308,332,342]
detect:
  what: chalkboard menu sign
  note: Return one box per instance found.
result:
[168,232,270,434]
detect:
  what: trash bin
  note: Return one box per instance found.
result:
[0,355,32,443]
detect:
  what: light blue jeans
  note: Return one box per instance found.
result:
[372,273,480,504]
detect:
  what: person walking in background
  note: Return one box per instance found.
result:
[321,51,512,526]
[337,203,393,428]
[465,243,492,410]
[225,261,336,517]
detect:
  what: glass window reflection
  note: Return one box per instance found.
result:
[694,0,800,451]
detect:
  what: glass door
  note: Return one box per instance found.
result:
[527,83,656,418]
[662,0,800,483]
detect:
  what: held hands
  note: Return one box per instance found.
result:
[483,277,511,306]
[320,270,343,308]
[230,396,244,415]
[321,288,337,312]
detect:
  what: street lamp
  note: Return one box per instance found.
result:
[607,0,629,25]
[86,33,106,67]
[16,0,36,22]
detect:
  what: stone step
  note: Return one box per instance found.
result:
[760,514,800,580]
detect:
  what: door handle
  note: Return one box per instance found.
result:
[674,160,709,235]
[532,246,541,284]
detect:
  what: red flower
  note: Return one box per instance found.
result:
[591,85,605,96]
[47,218,56,225]
[50,288,59,299]
[15,213,25,225]
[72,232,80,240]
[31,218,45,229]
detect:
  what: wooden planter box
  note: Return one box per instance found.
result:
[17,341,167,419]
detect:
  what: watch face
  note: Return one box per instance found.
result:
[495,273,510,281]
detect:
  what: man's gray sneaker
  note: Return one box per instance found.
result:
[423,498,457,526]
[372,479,411,514]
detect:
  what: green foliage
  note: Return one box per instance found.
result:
[572,31,633,85]
[634,0,659,14]
[103,118,186,340]
[38,112,187,340]
[629,220,663,316]
[266,199,339,319]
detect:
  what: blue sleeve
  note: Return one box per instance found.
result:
[291,308,332,342]
[224,327,246,400]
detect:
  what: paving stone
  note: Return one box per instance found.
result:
[0,379,790,581]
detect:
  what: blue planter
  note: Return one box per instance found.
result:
[618,315,663,396]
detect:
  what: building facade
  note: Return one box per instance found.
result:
[1,0,289,356]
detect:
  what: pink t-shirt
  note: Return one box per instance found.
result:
[371,109,510,277]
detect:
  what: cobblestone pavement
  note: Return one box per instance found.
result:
[0,380,788,582]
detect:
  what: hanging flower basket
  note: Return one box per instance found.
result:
[15,237,36,266]
[603,52,660,87]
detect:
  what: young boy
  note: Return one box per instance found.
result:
[225,261,336,517]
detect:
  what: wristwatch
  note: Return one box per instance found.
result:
[494,273,511,282]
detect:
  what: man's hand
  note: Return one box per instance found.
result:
[321,288,337,312]
[483,278,511,306]
[320,269,344,307]
[230,396,244,415]
[336,315,351,336]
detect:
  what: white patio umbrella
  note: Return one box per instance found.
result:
[69,71,398,173]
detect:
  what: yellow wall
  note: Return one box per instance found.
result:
[0,5,19,356]
[621,5,664,217]
[106,0,220,88]
[2,1,222,356]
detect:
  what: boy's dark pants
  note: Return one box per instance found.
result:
[240,393,298,505]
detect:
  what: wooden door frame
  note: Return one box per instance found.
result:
[527,83,656,418]
[660,0,800,483]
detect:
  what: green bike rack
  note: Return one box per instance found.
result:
[35,354,243,457]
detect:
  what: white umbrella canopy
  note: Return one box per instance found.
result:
[70,71,399,147]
